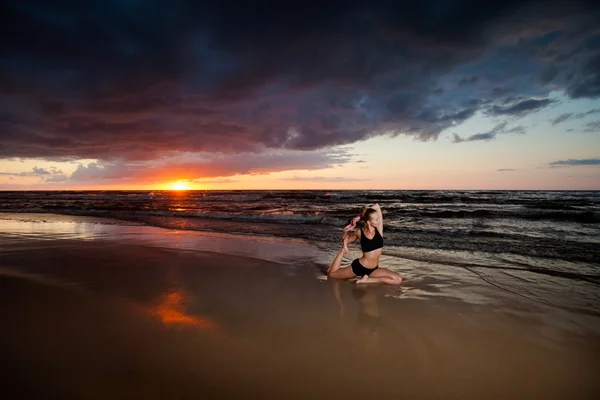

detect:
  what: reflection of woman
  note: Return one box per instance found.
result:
[330,279,381,354]
[327,204,402,285]
[353,286,380,331]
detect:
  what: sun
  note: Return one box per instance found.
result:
[169,181,189,191]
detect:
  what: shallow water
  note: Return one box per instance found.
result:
[2,212,600,323]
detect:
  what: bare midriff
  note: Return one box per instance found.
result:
[359,248,382,269]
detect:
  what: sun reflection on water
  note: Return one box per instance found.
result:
[149,289,216,330]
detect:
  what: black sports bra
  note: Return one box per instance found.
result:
[360,228,383,253]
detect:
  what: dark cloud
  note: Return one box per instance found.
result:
[549,158,600,166]
[487,98,556,117]
[506,126,526,134]
[551,113,574,125]
[581,108,600,117]
[453,121,524,143]
[539,65,559,85]
[0,166,68,182]
[458,76,479,86]
[30,167,49,176]
[550,108,600,125]
[497,168,515,171]
[0,0,598,164]
[567,54,600,98]
[1,166,50,176]
[583,120,600,132]
[453,132,495,143]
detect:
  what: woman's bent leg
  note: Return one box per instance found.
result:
[327,247,345,275]
[357,268,402,285]
[327,248,356,280]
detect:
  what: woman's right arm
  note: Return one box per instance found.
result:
[343,229,360,243]
[342,225,360,253]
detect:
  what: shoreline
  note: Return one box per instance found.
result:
[2,212,600,320]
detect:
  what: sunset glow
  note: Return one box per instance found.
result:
[169,181,190,191]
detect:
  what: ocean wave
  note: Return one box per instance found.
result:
[523,201,594,210]
[522,211,600,223]
[3,190,599,210]
[383,251,600,285]
[2,200,599,226]
[382,235,600,264]
[2,208,599,264]
[2,190,598,264]
[0,208,348,227]
[395,209,600,223]
[0,190,153,201]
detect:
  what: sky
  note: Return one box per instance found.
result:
[1,0,599,190]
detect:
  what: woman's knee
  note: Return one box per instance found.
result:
[391,273,403,285]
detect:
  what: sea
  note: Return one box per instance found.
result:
[1,190,599,315]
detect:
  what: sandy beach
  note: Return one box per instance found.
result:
[1,214,599,399]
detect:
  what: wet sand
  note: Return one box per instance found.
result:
[1,224,599,398]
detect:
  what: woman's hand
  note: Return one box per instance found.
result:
[343,216,360,233]
[342,229,358,253]
[342,236,350,254]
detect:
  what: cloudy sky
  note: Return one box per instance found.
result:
[1,0,599,190]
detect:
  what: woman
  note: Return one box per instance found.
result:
[327,203,402,285]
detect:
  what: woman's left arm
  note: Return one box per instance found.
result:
[370,203,383,234]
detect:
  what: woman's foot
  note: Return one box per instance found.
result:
[356,275,369,284]
[343,216,360,233]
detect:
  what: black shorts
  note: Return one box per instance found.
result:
[351,259,378,277]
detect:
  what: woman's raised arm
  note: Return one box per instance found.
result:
[370,203,383,234]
